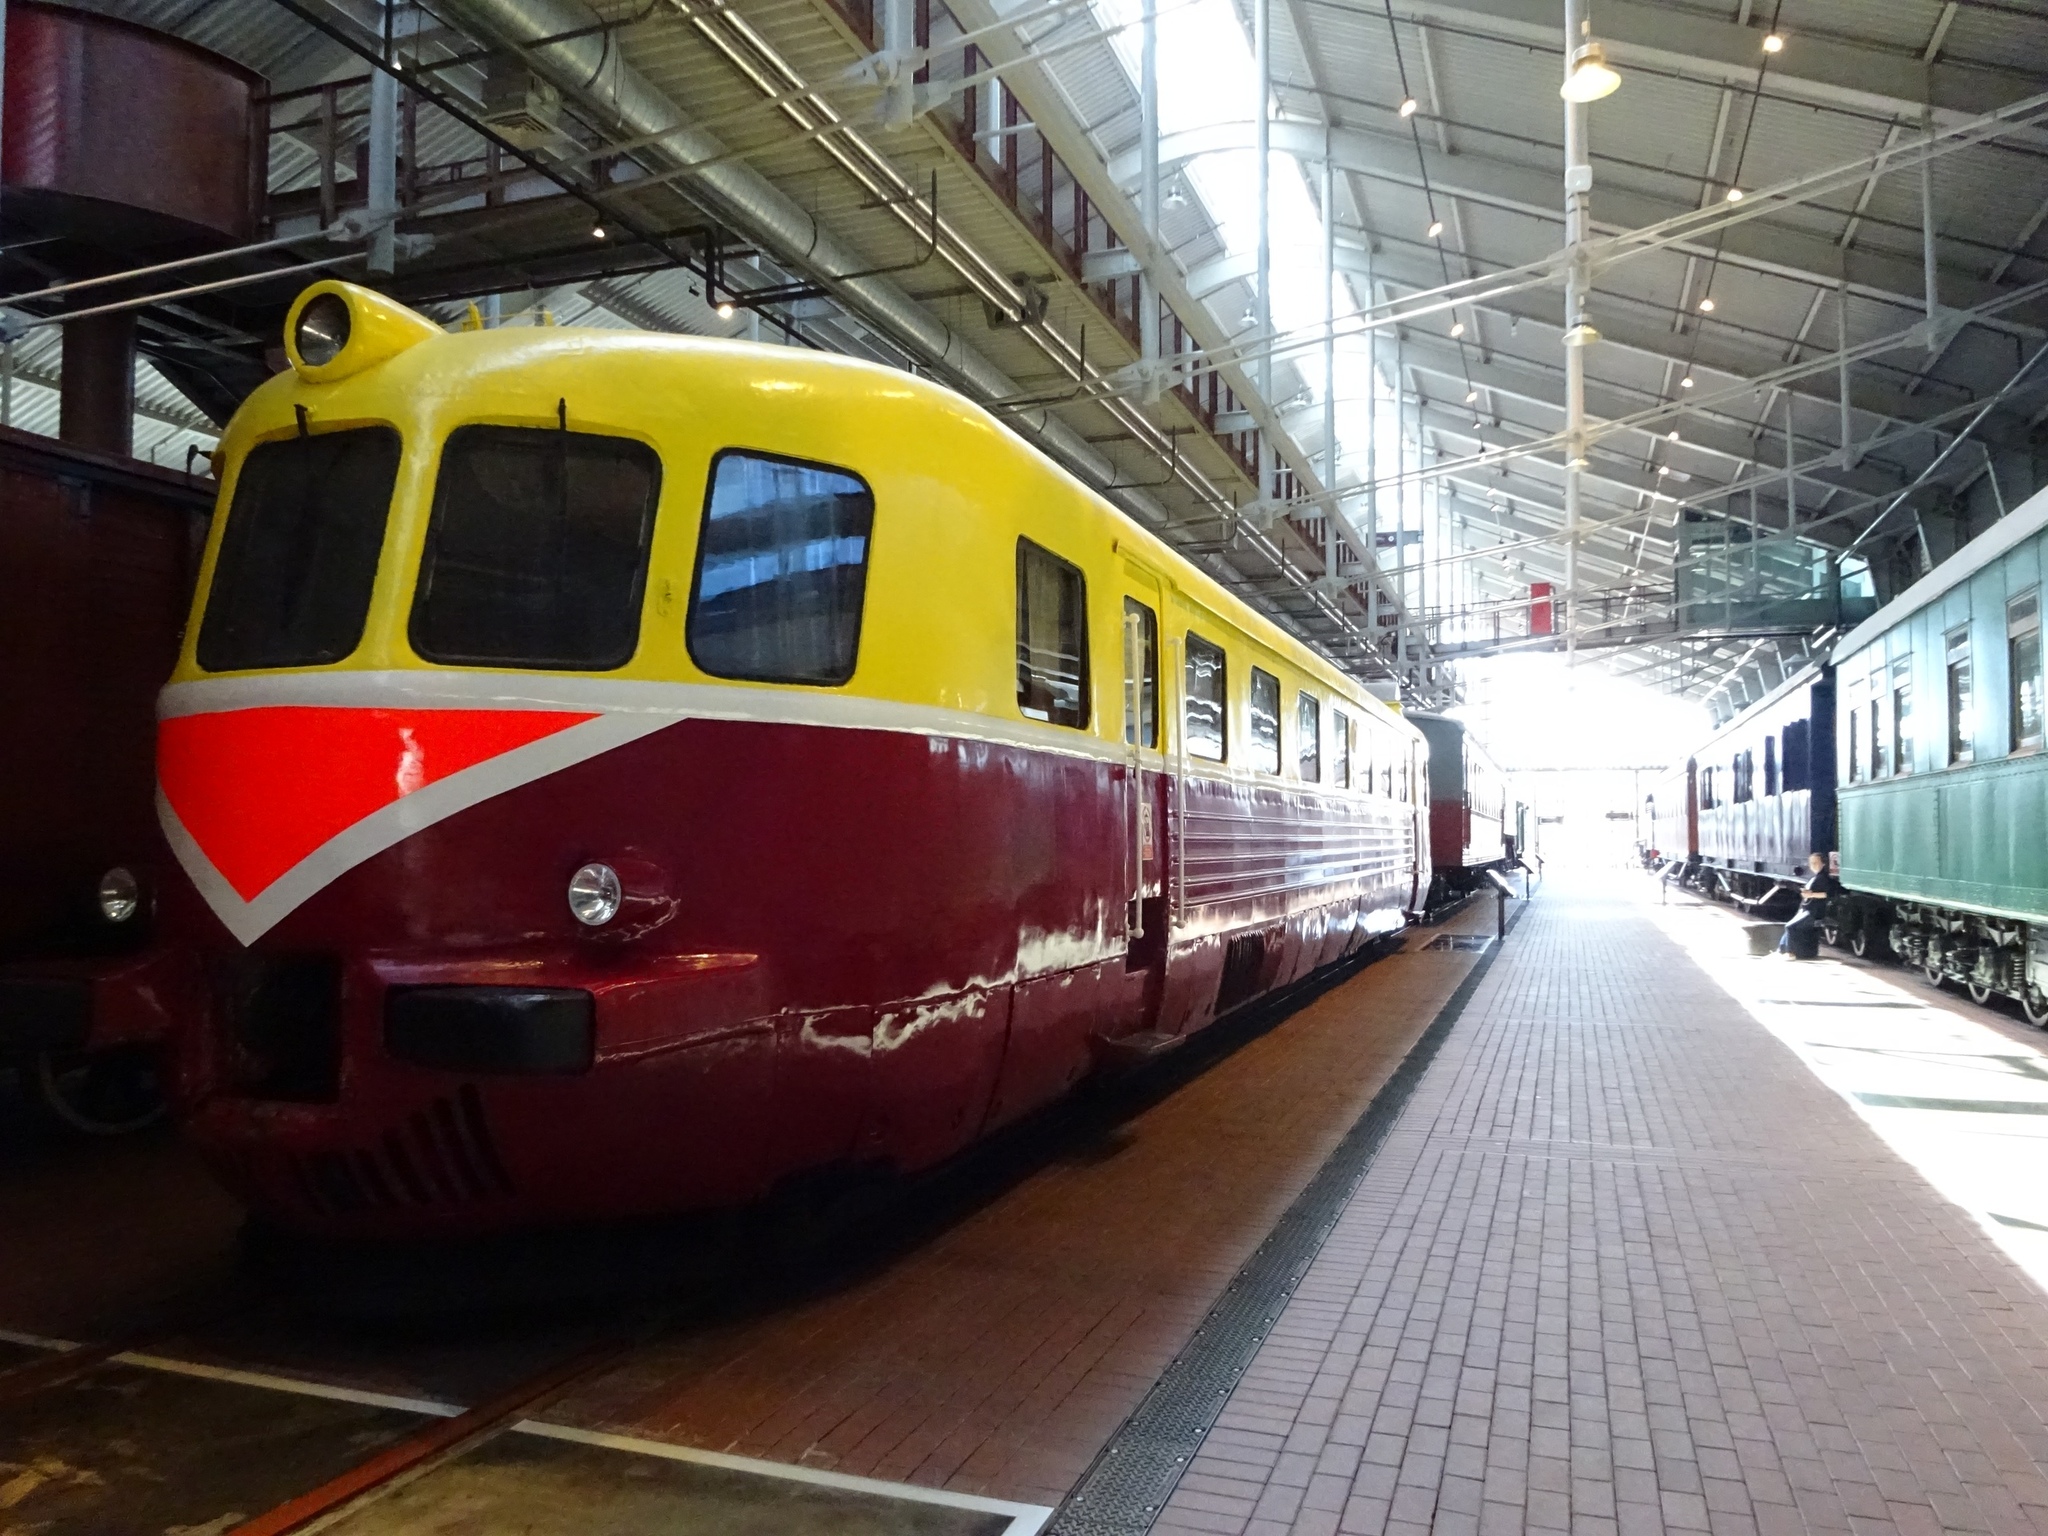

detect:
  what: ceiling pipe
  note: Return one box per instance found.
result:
[431,0,1132,492]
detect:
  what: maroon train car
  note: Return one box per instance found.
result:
[0,426,210,1130]
[1412,713,1516,910]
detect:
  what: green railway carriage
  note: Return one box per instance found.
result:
[1833,484,2048,1022]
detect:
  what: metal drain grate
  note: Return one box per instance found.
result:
[1424,933,1495,952]
[1049,905,1525,1535]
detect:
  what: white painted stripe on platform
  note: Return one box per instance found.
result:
[0,1327,79,1352]
[110,1351,463,1418]
[510,1420,1054,1534]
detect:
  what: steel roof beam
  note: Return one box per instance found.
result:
[1124,120,2047,335]
[1365,0,2048,129]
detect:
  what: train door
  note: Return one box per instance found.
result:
[1120,561,1170,1023]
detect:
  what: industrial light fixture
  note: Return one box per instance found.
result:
[1762,32,1784,52]
[716,301,736,320]
[591,222,609,239]
[1698,297,1716,313]
[1657,464,1671,476]
[1559,39,1621,102]
[1667,429,1680,441]
[1680,374,1695,388]
[1398,96,1419,118]
[1724,187,1744,203]
[1450,320,1465,338]
[1427,219,1445,238]
[1165,180,1189,209]
[1465,389,1479,403]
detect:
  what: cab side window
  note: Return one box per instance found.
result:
[1124,598,1159,748]
[1016,539,1089,728]
[687,450,873,685]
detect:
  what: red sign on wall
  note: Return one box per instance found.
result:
[1529,582,1555,636]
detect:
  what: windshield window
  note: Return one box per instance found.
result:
[411,426,661,670]
[196,428,401,672]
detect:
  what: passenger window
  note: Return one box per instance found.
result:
[2009,593,2042,753]
[1871,688,1889,778]
[1297,694,1321,782]
[1249,668,1281,774]
[1891,658,1914,772]
[1946,626,1973,765]
[1124,598,1158,748]
[1763,736,1778,797]
[413,425,660,670]
[1015,539,1089,727]
[1847,707,1863,781]
[687,450,873,685]
[1331,709,1351,788]
[1184,634,1227,760]
[198,427,401,672]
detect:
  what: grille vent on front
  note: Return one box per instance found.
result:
[287,1084,514,1217]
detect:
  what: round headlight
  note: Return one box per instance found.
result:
[295,292,352,367]
[567,863,622,927]
[97,866,140,924]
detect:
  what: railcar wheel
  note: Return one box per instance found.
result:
[1821,922,1841,948]
[1967,980,1995,1006]
[1849,926,1873,959]
[33,1046,166,1135]
[2025,989,2048,1029]
[1923,959,1947,989]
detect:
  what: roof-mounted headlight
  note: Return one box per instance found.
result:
[283,281,441,381]
[294,292,351,367]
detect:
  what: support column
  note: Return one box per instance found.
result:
[1253,0,1272,495]
[1321,145,1338,584]
[367,60,399,275]
[1561,0,1592,661]
[1139,0,1160,373]
[59,312,136,457]
[1365,262,1380,652]
[1837,280,1856,468]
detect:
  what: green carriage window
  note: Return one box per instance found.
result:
[1947,626,1973,765]
[198,427,401,672]
[2010,594,2042,753]
[1892,657,1914,773]
[413,426,662,670]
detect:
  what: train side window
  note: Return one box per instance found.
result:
[1783,721,1809,792]
[414,426,662,670]
[1847,706,1863,782]
[1249,668,1282,774]
[1382,738,1394,799]
[1331,709,1351,788]
[1891,658,1914,772]
[1015,539,1090,728]
[1763,736,1778,797]
[1946,626,1973,765]
[2009,593,2042,753]
[1733,750,1752,803]
[687,450,873,685]
[1123,598,1158,748]
[1298,693,1322,782]
[198,427,402,672]
[1184,633,1227,760]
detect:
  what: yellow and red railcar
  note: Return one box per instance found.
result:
[136,281,1429,1237]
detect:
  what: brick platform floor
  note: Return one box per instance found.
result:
[1155,874,2048,1536]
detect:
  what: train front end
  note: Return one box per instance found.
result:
[149,282,835,1237]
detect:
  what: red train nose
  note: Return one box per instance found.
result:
[157,703,596,911]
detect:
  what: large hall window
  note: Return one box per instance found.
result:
[688,450,873,685]
[413,426,661,670]
[1249,668,1282,774]
[1947,626,1973,765]
[1015,539,1089,728]
[1123,598,1158,748]
[2010,593,2042,753]
[1331,709,1351,788]
[1297,693,1322,782]
[1184,633,1227,761]
[198,427,401,672]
